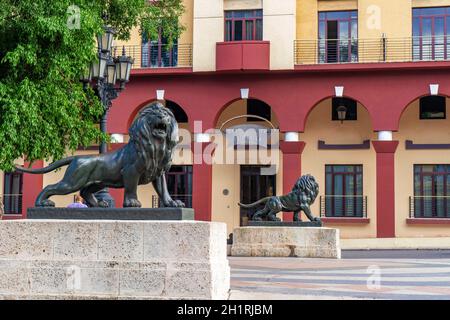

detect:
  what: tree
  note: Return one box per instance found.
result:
[0,0,185,171]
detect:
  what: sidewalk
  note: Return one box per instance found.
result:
[229,250,450,300]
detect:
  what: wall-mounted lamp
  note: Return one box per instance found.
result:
[429,84,439,96]
[335,86,344,97]
[240,88,249,100]
[156,89,165,101]
[336,105,347,123]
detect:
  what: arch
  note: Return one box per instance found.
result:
[398,93,450,124]
[214,97,280,130]
[126,98,190,130]
[303,95,374,131]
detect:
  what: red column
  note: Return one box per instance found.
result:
[279,141,306,221]
[21,160,44,218]
[192,142,214,221]
[372,141,399,238]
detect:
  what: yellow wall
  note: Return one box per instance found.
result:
[264,0,296,70]
[302,99,378,239]
[394,98,450,238]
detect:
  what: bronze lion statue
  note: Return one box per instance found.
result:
[15,102,184,208]
[238,174,320,222]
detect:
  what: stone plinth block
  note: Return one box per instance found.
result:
[27,207,194,221]
[231,227,341,259]
[0,220,230,300]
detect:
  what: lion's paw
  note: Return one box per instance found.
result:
[37,199,55,207]
[124,198,142,208]
[268,215,281,222]
[98,200,109,208]
[163,199,185,208]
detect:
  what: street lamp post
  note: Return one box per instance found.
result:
[80,26,133,207]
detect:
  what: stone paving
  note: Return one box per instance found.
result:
[229,250,450,300]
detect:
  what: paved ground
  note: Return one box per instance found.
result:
[229,250,450,300]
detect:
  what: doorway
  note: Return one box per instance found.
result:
[240,165,276,225]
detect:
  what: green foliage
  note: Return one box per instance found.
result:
[0,0,185,171]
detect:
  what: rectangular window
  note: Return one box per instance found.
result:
[332,97,357,121]
[420,96,446,119]
[319,11,358,63]
[141,31,178,68]
[413,7,450,60]
[166,166,193,208]
[225,10,263,41]
[413,165,450,218]
[247,99,271,122]
[325,165,364,217]
[3,172,23,215]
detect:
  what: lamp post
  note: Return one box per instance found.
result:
[80,25,133,207]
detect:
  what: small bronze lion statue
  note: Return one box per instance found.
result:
[15,102,184,208]
[238,174,320,222]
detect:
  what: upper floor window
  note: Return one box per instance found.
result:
[413,7,450,60]
[319,11,358,63]
[142,31,178,68]
[420,96,446,119]
[225,10,263,41]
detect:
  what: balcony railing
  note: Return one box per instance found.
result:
[116,44,192,69]
[319,195,367,218]
[152,194,193,209]
[1,194,23,215]
[409,196,450,218]
[294,36,450,65]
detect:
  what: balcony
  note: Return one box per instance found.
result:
[294,36,450,65]
[216,41,270,71]
[409,196,450,219]
[118,44,192,69]
[319,195,368,219]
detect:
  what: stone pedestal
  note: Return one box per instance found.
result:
[231,227,341,259]
[0,220,230,300]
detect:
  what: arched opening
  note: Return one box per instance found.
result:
[212,98,281,235]
[396,95,450,225]
[302,96,376,238]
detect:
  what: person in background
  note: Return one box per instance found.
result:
[67,195,88,208]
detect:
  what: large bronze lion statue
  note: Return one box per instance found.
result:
[15,102,184,208]
[238,174,320,222]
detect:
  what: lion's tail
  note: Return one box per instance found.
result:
[238,197,271,208]
[15,156,76,174]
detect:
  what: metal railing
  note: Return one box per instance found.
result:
[319,195,367,218]
[1,194,23,215]
[152,194,193,209]
[409,196,450,218]
[116,44,192,69]
[294,36,450,65]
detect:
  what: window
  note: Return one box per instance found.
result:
[420,96,446,119]
[166,166,193,208]
[165,100,188,123]
[247,99,271,122]
[225,10,263,41]
[142,31,178,68]
[413,165,450,218]
[325,165,364,217]
[3,172,23,215]
[332,97,357,121]
[413,7,450,60]
[319,11,358,63]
